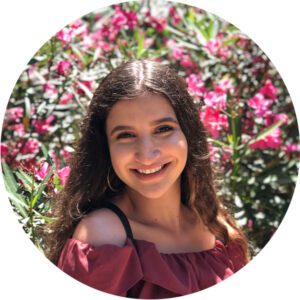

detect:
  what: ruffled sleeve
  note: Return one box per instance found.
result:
[225,241,247,272]
[57,238,143,296]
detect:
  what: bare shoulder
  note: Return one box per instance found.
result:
[72,208,127,247]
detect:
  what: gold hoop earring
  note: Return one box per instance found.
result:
[107,166,122,192]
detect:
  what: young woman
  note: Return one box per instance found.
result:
[44,59,250,298]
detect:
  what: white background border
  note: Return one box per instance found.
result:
[0,1,299,299]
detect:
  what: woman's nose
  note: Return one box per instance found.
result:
[134,137,160,164]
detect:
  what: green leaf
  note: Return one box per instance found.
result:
[207,137,230,148]
[40,143,54,165]
[31,165,55,209]
[24,97,31,118]
[1,160,18,192]
[207,18,219,40]
[136,31,145,59]
[70,44,86,66]
[2,161,28,218]
[165,25,186,37]
[222,37,239,47]
[15,170,37,193]
[75,81,93,100]
[247,119,285,147]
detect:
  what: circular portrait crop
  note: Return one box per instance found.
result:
[1,0,299,299]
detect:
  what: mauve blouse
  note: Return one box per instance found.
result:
[57,202,246,299]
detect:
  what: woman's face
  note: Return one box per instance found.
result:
[105,93,188,199]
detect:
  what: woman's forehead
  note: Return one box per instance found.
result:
[106,93,177,125]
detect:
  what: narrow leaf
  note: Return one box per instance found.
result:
[247,119,285,146]
[31,165,55,208]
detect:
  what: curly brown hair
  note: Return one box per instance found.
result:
[43,59,250,265]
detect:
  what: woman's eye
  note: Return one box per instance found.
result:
[157,126,173,133]
[116,132,135,139]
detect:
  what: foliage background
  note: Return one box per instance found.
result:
[1,0,299,256]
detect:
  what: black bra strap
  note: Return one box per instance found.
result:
[100,201,137,250]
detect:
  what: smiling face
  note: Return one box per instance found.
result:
[105,92,188,199]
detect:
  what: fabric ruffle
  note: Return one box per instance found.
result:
[58,237,246,299]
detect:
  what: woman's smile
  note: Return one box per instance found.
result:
[131,162,172,181]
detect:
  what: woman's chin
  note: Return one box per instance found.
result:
[127,185,171,200]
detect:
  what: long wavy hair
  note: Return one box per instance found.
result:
[43,59,250,265]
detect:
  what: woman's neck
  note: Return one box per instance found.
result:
[120,184,194,235]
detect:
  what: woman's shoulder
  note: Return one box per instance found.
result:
[72,207,127,247]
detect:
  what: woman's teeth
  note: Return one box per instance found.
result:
[137,165,164,174]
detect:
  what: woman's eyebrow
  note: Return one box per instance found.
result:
[110,117,178,136]
[151,116,178,125]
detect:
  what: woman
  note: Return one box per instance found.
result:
[44,59,250,298]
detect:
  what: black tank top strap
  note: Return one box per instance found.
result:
[100,201,139,252]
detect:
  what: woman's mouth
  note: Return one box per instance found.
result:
[131,162,171,181]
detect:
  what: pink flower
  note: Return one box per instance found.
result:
[247,219,253,229]
[186,74,207,98]
[12,123,25,137]
[76,80,93,95]
[265,113,288,127]
[200,107,228,138]
[180,55,195,68]
[56,60,71,76]
[221,146,233,161]
[259,80,278,100]
[143,38,154,48]
[249,128,282,150]
[58,166,71,186]
[145,11,166,33]
[70,19,82,29]
[112,7,138,31]
[60,147,73,164]
[125,11,138,29]
[208,144,219,162]
[112,9,127,30]
[205,39,221,55]
[172,47,184,60]
[6,107,24,121]
[43,83,58,98]
[32,115,55,134]
[49,150,61,170]
[21,138,40,154]
[218,46,230,61]
[59,92,74,105]
[35,161,51,181]
[248,93,273,117]
[56,27,74,44]
[1,143,9,156]
[214,79,234,94]
[283,143,300,156]
[204,91,227,110]
[169,6,181,26]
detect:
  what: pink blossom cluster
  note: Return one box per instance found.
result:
[249,128,282,150]
[166,39,196,69]
[56,19,88,44]
[205,34,230,61]
[186,74,230,138]
[145,10,167,33]
[35,161,71,187]
[169,7,181,26]
[59,92,74,105]
[247,80,289,150]
[56,59,72,76]
[32,115,55,134]
[80,5,138,50]
[112,5,138,31]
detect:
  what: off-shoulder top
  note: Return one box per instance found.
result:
[57,201,246,299]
